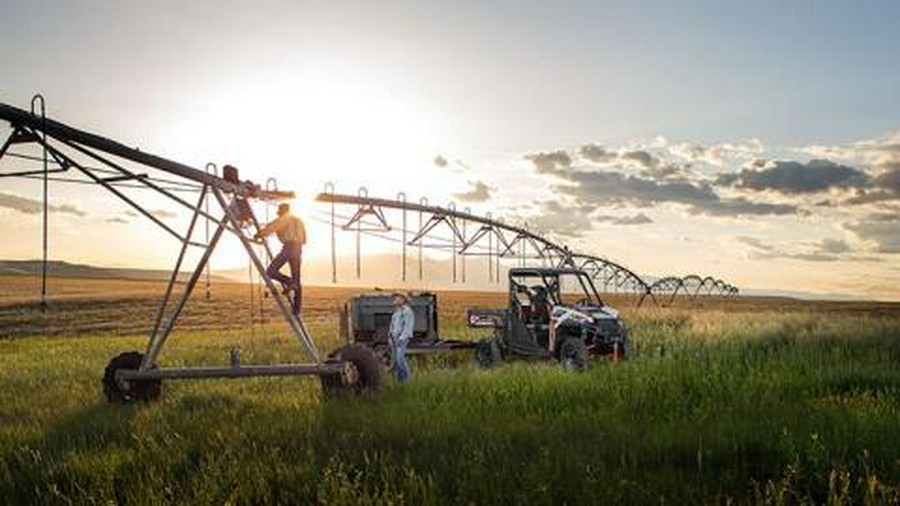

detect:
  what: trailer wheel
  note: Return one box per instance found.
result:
[320,344,384,397]
[475,338,501,368]
[557,338,588,371]
[102,351,162,403]
[373,343,395,371]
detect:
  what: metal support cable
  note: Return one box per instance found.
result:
[11,173,202,192]
[418,197,426,280]
[204,163,217,300]
[2,151,204,190]
[325,182,337,283]
[398,191,407,282]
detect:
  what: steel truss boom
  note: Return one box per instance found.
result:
[642,274,739,306]
[317,192,567,257]
[0,102,292,201]
[316,188,740,307]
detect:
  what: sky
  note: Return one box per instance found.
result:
[0,0,898,300]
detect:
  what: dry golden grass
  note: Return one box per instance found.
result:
[0,275,509,338]
[1,274,897,339]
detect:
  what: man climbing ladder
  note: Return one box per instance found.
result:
[255,202,306,315]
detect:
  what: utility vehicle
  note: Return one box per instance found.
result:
[468,268,629,369]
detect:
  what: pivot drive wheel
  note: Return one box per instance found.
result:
[102,351,162,403]
[320,344,384,397]
[557,338,588,371]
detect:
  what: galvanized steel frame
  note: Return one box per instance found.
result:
[0,99,324,378]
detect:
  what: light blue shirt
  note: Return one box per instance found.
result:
[389,305,415,343]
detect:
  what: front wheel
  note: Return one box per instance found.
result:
[474,338,501,367]
[557,338,588,371]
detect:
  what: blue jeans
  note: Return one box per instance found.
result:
[266,241,302,315]
[394,339,411,383]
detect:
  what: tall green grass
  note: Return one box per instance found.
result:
[1,311,899,504]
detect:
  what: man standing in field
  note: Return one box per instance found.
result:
[389,293,415,383]
[254,203,306,316]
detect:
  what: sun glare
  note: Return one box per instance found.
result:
[180,73,450,198]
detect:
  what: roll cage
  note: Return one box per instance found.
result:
[508,268,605,309]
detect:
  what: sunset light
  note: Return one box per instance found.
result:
[1,2,899,502]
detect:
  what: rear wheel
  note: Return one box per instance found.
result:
[102,351,162,403]
[557,338,588,371]
[320,344,384,397]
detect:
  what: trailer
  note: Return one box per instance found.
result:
[0,99,382,401]
[339,291,476,369]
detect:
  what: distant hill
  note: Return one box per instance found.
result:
[0,260,231,283]
[0,259,877,302]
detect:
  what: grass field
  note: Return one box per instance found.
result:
[1,275,899,504]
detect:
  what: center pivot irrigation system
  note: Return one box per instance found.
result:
[313,190,739,306]
[0,96,738,399]
[0,97,383,400]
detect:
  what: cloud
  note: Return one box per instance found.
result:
[643,163,682,180]
[578,144,615,163]
[548,169,797,217]
[577,144,687,182]
[0,191,86,217]
[152,209,178,219]
[453,181,493,203]
[106,217,129,224]
[720,159,869,194]
[595,213,653,226]
[527,200,593,238]
[668,139,764,167]
[839,160,899,205]
[735,235,866,262]
[433,155,448,168]
[735,236,777,252]
[797,133,900,203]
[817,238,851,255]
[525,150,572,174]
[844,189,897,205]
[577,144,668,173]
[801,131,900,167]
[845,214,900,253]
[871,163,900,193]
[688,198,797,217]
[621,150,659,169]
[559,170,718,205]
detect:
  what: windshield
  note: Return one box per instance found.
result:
[510,271,603,307]
[558,272,603,306]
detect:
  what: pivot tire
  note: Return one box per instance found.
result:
[320,344,384,397]
[102,351,162,403]
[557,338,588,371]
